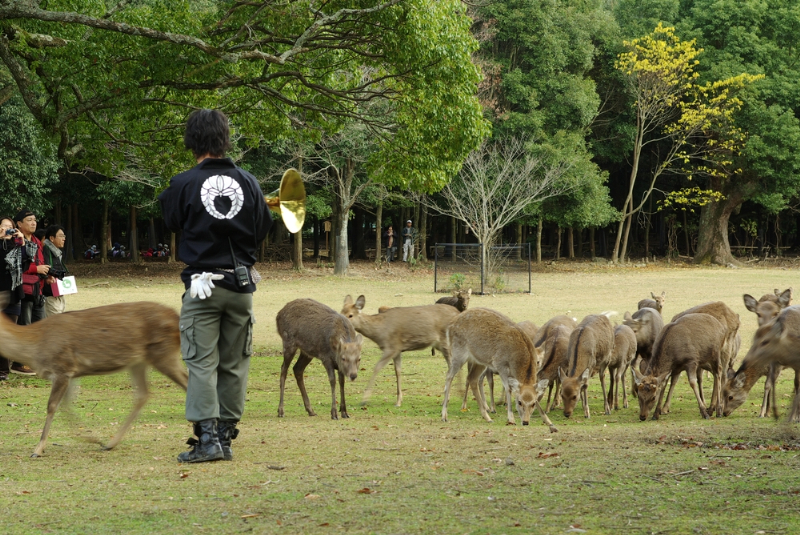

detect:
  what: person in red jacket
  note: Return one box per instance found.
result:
[15,209,49,332]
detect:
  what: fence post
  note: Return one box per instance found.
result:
[527,242,532,293]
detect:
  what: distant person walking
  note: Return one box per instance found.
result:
[402,219,416,262]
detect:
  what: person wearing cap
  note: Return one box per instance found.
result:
[401,219,416,262]
[159,109,272,463]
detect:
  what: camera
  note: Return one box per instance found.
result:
[48,267,68,280]
[234,265,250,287]
[5,229,15,236]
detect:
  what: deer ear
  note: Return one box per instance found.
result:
[632,367,644,385]
[624,311,633,321]
[537,378,549,393]
[651,292,656,299]
[660,291,666,298]
[733,372,746,389]
[344,295,353,306]
[467,288,472,296]
[355,333,363,345]
[355,295,366,310]
[558,367,566,382]
[779,288,793,307]
[743,294,758,313]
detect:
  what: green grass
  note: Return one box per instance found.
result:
[2,261,800,534]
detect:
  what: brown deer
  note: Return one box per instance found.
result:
[558,314,615,419]
[537,323,573,412]
[633,313,726,420]
[442,308,556,431]
[341,295,459,407]
[0,297,187,457]
[736,288,795,417]
[436,288,472,311]
[638,291,666,315]
[623,307,664,397]
[609,325,637,410]
[276,299,363,420]
[725,303,800,421]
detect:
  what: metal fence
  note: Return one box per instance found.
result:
[433,243,531,295]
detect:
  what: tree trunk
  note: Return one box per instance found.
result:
[129,205,140,263]
[292,158,304,271]
[100,199,109,264]
[515,222,522,260]
[590,227,596,259]
[536,217,542,263]
[168,231,176,264]
[683,210,691,257]
[567,227,574,259]
[333,200,349,275]
[555,226,562,260]
[694,189,745,265]
[419,203,427,261]
[375,201,383,264]
[148,216,156,250]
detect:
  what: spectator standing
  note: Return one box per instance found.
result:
[402,219,416,262]
[0,216,26,379]
[383,225,396,263]
[159,109,272,463]
[42,225,68,316]
[16,209,48,330]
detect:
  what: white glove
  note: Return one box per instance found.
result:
[190,272,224,299]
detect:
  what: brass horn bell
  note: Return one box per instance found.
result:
[265,168,306,234]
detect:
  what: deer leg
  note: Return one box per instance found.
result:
[442,352,467,422]
[652,372,676,421]
[151,350,189,391]
[32,376,71,458]
[662,374,680,414]
[548,380,562,412]
[293,352,316,417]
[599,366,610,415]
[504,381,516,425]
[789,388,800,424]
[486,371,496,413]
[581,384,591,419]
[685,366,710,419]
[362,350,398,406]
[277,345,297,418]
[320,359,339,420]
[104,363,150,451]
[392,355,403,407]
[461,361,475,411]
[338,369,349,419]
[467,364,491,423]
[535,400,558,433]
[760,366,775,418]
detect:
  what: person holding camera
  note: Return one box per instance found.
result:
[0,216,27,379]
[42,224,68,316]
[159,109,272,463]
[15,209,48,329]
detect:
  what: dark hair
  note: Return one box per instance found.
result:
[46,224,65,240]
[183,109,232,159]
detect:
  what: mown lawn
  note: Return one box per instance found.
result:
[1,261,799,534]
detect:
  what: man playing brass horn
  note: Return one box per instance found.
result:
[159,109,272,463]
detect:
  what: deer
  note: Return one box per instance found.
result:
[669,301,740,414]
[724,306,800,422]
[633,313,727,421]
[537,323,573,412]
[460,319,539,414]
[558,314,615,419]
[276,299,363,420]
[609,325,637,410]
[638,291,666,315]
[0,296,188,458]
[623,307,664,397]
[436,288,472,312]
[442,308,556,432]
[341,295,459,407]
[733,288,796,417]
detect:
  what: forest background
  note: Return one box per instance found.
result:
[2,0,800,275]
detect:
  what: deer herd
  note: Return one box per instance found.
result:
[3,284,800,457]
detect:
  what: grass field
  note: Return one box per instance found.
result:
[1,260,800,534]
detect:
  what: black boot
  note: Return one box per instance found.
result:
[218,420,239,461]
[177,419,224,463]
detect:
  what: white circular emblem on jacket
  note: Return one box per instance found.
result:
[200,175,244,219]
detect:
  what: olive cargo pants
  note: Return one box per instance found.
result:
[180,287,255,423]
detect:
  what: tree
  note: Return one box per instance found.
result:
[684,0,800,264]
[611,23,761,263]
[426,137,580,275]
[0,97,59,215]
[1,1,486,188]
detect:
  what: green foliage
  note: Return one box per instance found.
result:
[449,272,466,291]
[0,98,59,215]
[659,187,726,212]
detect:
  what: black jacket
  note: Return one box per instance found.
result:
[159,158,272,293]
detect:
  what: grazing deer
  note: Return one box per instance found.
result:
[460,320,539,413]
[436,288,472,312]
[725,305,800,422]
[738,288,796,417]
[670,301,740,414]
[537,324,573,412]
[276,299,363,420]
[558,314,615,419]
[341,295,459,407]
[609,325,637,410]
[623,307,664,396]
[633,313,726,420]
[0,297,187,458]
[442,308,556,431]
[638,292,666,315]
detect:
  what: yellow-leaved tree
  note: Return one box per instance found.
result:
[612,23,762,263]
